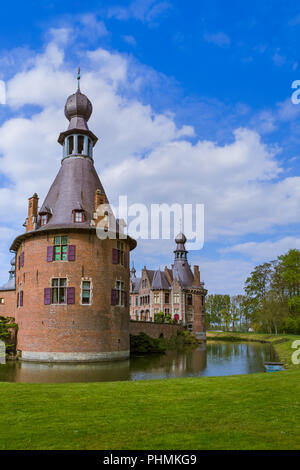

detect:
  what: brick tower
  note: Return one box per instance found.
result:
[10,80,136,362]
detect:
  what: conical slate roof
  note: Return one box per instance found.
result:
[37,157,107,230]
[172,261,194,289]
[10,82,136,252]
[173,233,195,288]
[152,270,171,290]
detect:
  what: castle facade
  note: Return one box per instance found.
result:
[130,233,207,340]
[0,83,136,362]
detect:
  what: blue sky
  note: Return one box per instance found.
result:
[0,0,300,294]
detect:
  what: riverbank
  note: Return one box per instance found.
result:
[0,367,299,449]
[207,331,300,369]
[1,333,299,450]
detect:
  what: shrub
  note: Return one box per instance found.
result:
[130,333,166,355]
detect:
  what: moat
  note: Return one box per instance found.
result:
[0,341,278,383]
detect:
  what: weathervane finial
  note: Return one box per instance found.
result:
[77,67,81,90]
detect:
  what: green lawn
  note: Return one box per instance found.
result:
[0,333,299,450]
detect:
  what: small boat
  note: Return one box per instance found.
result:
[264,362,285,372]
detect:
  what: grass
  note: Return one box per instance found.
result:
[0,332,299,450]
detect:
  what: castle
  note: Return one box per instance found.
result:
[130,232,207,340]
[0,81,136,362]
[0,79,207,361]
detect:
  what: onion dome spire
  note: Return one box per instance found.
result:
[130,265,136,278]
[58,68,98,158]
[174,232,188,261]
[77,66,81,90]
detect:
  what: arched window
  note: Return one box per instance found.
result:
[68,136,74,155]
[78,136,84,154]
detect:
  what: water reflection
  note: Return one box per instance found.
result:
[0,342,278,383]
[0,340,5,365]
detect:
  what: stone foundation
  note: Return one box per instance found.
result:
[20,349,130,363]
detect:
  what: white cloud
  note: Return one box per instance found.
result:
[123,35,137,46]
[195,258,253,295]
[79,14,109,39]
[204,32,230,47]
[0,34,299,295]
[107,0,172,24]
[273,52,286,67]
[221,237,300,262]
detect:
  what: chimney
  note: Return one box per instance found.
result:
[26,193,38,232]
[164,266,172,284]
[94,188,106,212]
[193,265,200,286]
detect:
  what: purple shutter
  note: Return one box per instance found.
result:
[17,292,19,307]
[67,287,75,304]
[112,248,118,264]
[111,288,117,306]
[44,288,51,305]
[18,256,20,270]
[20,290,23,307]
[21,252,24,267]
[47,246,54,262]
[68,245,76,261]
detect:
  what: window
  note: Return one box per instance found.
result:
[115,280,125,306]
[51,278,67,304]
[135,296,139,306]
[17,290,23,307]
[68,136,74,154]
[153,293,160,303]
[202,296,205,306]
[187,294,193,306]
[73,211,84,223]
[165,308,170,314]
[81,280,91,305]
[40,214,48,226]
[54,236,68,261]
[165,293,170,304]
[142,279,148,288]
[78,135,84,154]
[173,293,179,304]
[0,298,4,304]
[117,241,124,265]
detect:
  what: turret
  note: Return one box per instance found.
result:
[58,69,97,161]
[174,232,188,261]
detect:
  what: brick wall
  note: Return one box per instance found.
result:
[0,290,16,318]
[15,229,132,358]
[129,320,182,339]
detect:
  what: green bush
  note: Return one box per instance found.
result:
[0,316,18,352]
[130,333,166,355]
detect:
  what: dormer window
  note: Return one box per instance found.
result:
[40,214,48,226]
[73,210,84,223]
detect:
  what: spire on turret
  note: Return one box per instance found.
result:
[130,263,136,278]
[58,69,98,159]
[77,66,81,90]
[174,232,188,261]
